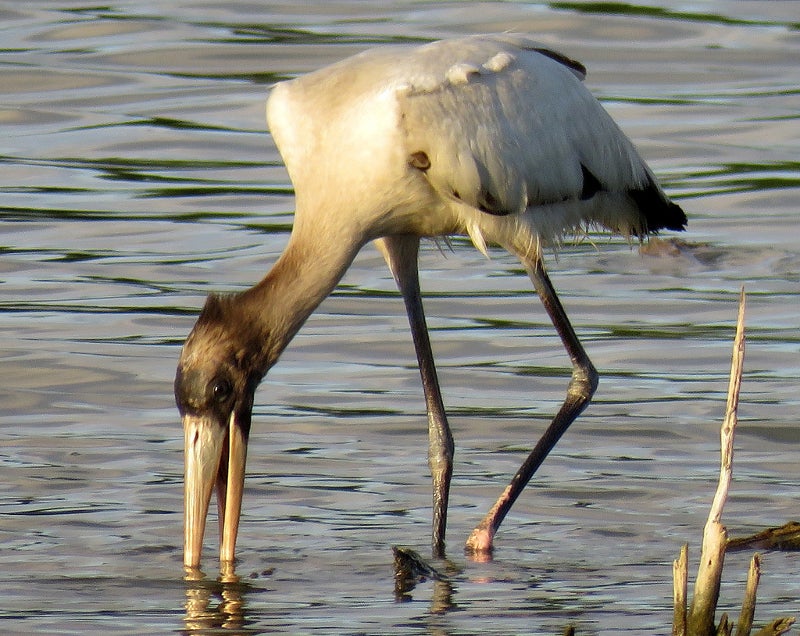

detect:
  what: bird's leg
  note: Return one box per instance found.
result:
[376,236,454,559]
[465,256,598,555]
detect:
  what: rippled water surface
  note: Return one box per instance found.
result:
[1,2,799,634]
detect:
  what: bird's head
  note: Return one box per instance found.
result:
[174,293,272,570]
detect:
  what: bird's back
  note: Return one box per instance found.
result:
[266,34,685,254]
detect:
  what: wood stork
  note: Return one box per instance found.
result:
[175,33,686,570]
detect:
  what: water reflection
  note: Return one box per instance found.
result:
[183,563,253,635]
[393,546,456,615]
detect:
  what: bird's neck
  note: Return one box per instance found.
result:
[238,223,363,371]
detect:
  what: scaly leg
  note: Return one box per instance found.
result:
[466,256,598,555]
[376,236,454,558]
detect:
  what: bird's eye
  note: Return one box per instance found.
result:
[212,378,232,403]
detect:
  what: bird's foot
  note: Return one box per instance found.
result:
[464,525,494,562]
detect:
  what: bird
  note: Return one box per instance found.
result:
[174,33,686,570]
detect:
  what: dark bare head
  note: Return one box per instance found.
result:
[175,293,273,569]
[175,231,357,570]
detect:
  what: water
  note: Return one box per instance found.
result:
[1,2,798,634]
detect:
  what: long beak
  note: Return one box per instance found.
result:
[183,413,248,569]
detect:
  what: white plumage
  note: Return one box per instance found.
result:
[266,34,682,259]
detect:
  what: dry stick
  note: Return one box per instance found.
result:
[753,617,795,636]
[673,543,689,636]
[728,521,800,552]
[688,288,746,635]
[734,553,761,636]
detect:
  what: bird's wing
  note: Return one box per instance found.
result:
[397,36,653,218]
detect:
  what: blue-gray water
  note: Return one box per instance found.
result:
[1,2,798,634]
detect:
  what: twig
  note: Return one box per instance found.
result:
[735,553,761,636]
[727,522,800,552]
[752,617,795,636]
[673,543,688,636]
[688,288,746,635]
[672,290,795,634]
